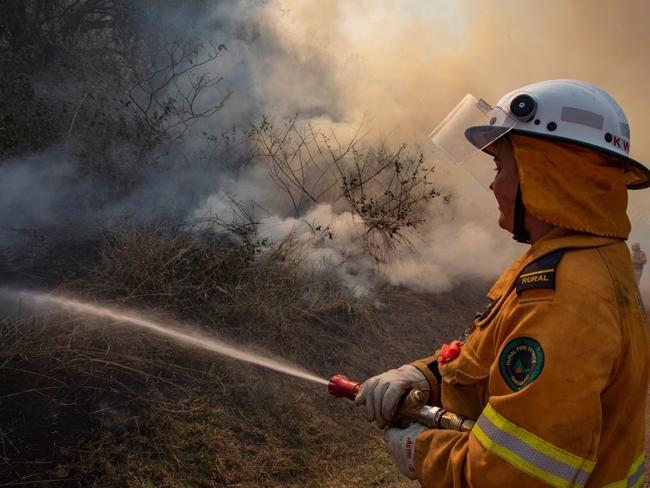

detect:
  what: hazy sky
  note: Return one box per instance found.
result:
[260,0,650,240]
[191,0,650,293]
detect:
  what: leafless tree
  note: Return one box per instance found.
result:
[126,39,231,148]
[250,117,357,217]
[251,118,442,261]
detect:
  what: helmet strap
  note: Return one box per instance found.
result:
[512,186,531,244]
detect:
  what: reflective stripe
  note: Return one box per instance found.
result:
[472,404,594,488]
[519,268,555,278]
[604,453,646,488]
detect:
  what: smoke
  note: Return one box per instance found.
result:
[5,0,650,292]
[191,0,650,291]
[0,153,97,237]
[193,180,516,295]
[1,2,346,228]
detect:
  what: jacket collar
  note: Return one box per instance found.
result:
[486,227,620,300]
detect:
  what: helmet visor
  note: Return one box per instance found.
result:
[430,94,521,187]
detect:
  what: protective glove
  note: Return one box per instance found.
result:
[384,423,428,480]
[354,365,430,428]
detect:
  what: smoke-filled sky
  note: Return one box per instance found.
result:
[262,0,650,189]
[7,0,650,294]
[208,0,650,291]
[271,0,650,150]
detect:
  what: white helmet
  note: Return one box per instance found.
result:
[431,79,650,189]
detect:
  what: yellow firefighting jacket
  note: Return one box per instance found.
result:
[411,228,649,487]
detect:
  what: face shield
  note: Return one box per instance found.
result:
[429,94,522,187]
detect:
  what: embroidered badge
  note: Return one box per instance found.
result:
[516,249,565,294]
[499,337,544,391]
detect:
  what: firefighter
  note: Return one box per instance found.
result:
[356,80,650,487]
[630,242,646,286]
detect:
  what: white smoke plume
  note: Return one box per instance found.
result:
[190,0,650,292]
[5,0,650,293]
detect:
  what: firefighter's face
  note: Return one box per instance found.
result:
[489,137,519,232]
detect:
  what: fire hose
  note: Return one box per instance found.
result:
[328,374,475,432]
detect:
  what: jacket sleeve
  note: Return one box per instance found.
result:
[411,354,441,405]
[414,283,621,488]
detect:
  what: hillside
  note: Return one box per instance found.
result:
[0,228,489,487]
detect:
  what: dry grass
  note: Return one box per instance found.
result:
[0,225,487,487]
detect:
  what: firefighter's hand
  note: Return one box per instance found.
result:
[384,423,428,480]
[354,365,429,428]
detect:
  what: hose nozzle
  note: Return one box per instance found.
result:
[328,374,361,400]
[328,373,475,432]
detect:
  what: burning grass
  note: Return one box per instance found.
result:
[0,225,486,486]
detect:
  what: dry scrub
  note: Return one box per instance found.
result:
[0,225,487,487]
[0,226,487,487]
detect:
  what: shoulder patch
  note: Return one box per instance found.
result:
[516,249,566,295]
[499,337,544,391]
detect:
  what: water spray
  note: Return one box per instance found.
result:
[3,288,473,432]
[327,375,475,432]
[2,288,328,386]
